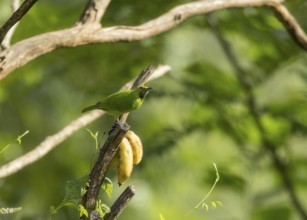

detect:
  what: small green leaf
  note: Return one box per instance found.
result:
[159,213,165,220]
[50,176,88,217]
[50,206,57,215]
[101,177,113,198]
[16,130,29,144]
[78,205,88,217]
[85,129,99,149]
[96,200,110,217]
[215,201,223,207]
[210,202,217,209]
[201,202,206,209]
[0,130,29,154]
[81,187,87,197]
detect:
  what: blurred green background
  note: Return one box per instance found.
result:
[1,0,307,219]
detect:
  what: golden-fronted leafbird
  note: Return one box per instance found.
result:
[81,86,152,118]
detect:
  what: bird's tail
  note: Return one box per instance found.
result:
[81,103,100,113]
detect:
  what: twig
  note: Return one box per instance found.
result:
[119,65,155,123]
[0,65,171,179]
[0,0,291,80]
[78,0,111,25]
[0,0,38,45]
[2,0,21,48]
[271,4,307,51]
[80,66,155,215]
[207,14,307,220]
[104,186,136,220]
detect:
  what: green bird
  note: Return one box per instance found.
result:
[81,86,152,118]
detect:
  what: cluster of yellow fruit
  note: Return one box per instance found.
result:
[109,130,143,186]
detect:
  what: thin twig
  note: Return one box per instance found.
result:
[2,0,21,48]
[0,0,38,45]
[207,14,307,220]
[119,65,155,123]
[0,65,170,179]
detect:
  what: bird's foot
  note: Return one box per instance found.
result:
[108,119,130,135]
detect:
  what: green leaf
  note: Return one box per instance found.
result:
[210,201,217,209]
[96,200,110,217]
[204,204,209,212]
[0,130,29,154]
[101,177,113,198]
[49,206,57,215]
[50,176,88,217]
[78,205,88,217]
[159,213,165,220]
[85,129,99,149]
[16,130,30,144]
[215,201,223,207]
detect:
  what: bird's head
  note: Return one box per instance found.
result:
[138,86,152,100]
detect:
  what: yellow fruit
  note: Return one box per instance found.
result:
[125,130,143,165]
[117,137,134,186]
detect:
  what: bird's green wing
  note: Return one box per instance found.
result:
[94,89,142,116]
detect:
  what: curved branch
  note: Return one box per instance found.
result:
[0,0,286,80]
[0,65,171,179]
[271,4,307,51]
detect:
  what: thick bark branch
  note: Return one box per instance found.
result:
[0,0,290,81]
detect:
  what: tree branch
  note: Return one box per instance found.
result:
[81,66,156,216]
[1,0,21,48]
[78,0,111,25]
[0,65,171,179]
[0,0,38,45]
[0,111,102,179]
[207,14,307,220]
[81,120,130,215]
[119,65,155,123]
[271,4,307,51]
[0,0,291,80]
[104,186,136,220]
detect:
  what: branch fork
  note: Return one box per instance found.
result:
[81,66,155,218]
